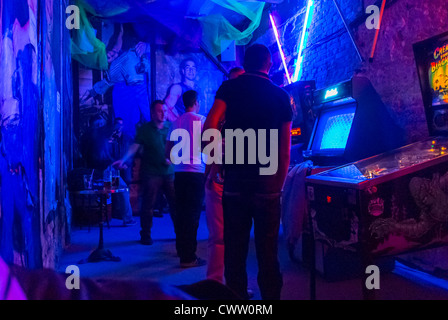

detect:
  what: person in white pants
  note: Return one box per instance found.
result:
[204,67,244,283]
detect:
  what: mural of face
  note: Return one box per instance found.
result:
[182,60,197,82]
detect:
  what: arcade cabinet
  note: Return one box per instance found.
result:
[284,80,316,165]
[284,76,405,281]
[304,76,405,167]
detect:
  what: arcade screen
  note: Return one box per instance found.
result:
[310,103,356,154]
[414,31,448,108]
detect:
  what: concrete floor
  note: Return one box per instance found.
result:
[58,211,448,300]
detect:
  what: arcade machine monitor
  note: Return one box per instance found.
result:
[414,31,448,135]
[305,76,404,166]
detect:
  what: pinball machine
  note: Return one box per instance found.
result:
[306,137,448,282]
[302,31,448,288]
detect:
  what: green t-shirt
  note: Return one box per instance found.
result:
[135,121,174,176]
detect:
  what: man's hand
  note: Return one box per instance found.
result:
[112,159,127,170]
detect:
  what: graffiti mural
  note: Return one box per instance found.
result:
[0,0,72,269]
[156,50,225,117]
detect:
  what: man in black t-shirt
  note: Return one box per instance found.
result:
[204,44,292,300]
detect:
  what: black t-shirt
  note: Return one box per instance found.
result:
[215,72,292,192]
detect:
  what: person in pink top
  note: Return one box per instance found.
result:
[204,67,244,284]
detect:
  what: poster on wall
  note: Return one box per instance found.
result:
[430,40,448,106]
[414,31,448,135]
[415,31,448,107]
[155,49,225,118]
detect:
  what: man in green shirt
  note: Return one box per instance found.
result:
[113,100,176,245]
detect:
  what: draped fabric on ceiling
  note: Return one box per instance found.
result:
[199,0,265,56]
[71,2,108,70]
[73,0,269,69]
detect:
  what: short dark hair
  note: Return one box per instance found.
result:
[150,99,164,111]
[182,90,198,109]
[243,44,271,73]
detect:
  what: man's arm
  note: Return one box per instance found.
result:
[202,99,226,146]
[164,84,182,120]
[203,99,226,176]
[277,121,292,190]
[112,143,141,169]
[165,140,174,165]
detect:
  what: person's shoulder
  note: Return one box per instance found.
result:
[270,84,290,100]
[136,122,152,134]
[218,79,232,88]
[216,78,240,95]
[194,113,206,122]
[168,83,183,94]
[139,121,152,129]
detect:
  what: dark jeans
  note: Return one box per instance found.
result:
[223,191,283,300]
[174,172,205,263]
[140,174,176,241]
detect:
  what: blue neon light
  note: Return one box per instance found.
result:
[393,261,448,291]
[293,0,315,82]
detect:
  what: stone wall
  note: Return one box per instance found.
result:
[260,0,448,143]
[0,0,72,269]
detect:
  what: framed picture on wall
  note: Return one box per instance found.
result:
[414,31,448,135]
[155,49,226,117]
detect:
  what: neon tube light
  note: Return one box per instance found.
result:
[393,261,448,291]
[292,0,315,82]
[269,13,291,84]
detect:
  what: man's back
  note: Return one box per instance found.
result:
[219,73,291,131]
[215,72,292,189]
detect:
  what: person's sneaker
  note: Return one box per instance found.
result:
[123,219,137,226]
[180,257,207,268]
[140,238,153,245]
[247,289,254,299]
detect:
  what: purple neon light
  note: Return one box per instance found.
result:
[269,13,291,84]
